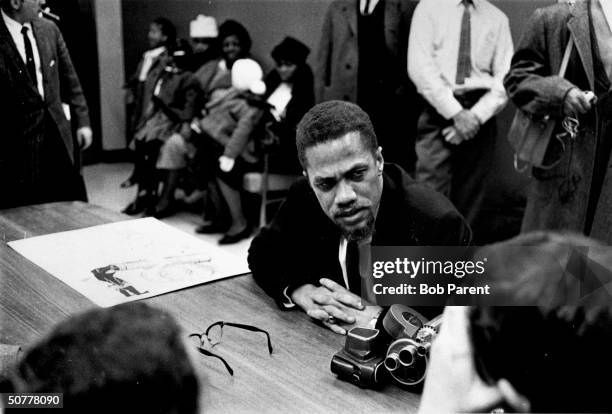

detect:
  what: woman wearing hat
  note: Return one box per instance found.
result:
[187,14,220,72]
[264,37,315,174]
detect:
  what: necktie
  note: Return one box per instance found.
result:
[455,0,472,85]
[21,26,37,84]
[346,241,362,295]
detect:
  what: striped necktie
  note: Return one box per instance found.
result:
[455,0,472,85]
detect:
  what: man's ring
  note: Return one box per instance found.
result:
[328,316,336,324]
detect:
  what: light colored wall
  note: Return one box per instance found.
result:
[95,0,126,151]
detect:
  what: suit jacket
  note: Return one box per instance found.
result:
[248,163,471,307]
[314,0,416,103]
[0,16,89,203]
[504,0,612,242]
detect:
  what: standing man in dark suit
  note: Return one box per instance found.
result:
[248,101,470,334]
[0,0,91,209]
[315,0,420,172]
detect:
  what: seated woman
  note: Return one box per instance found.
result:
[122,17,176,190]
[194,19,252,91]
[264,36,314,175]
[187,58,267,244]
[123,42,200,216]
[154,19,253,220]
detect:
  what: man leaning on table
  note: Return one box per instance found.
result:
[248,101,470,334]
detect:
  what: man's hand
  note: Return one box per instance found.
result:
[442,126,464,146]
[76,126,93,150]
[563,88,593,117]
[452,110,481,140]
[335,305,383,331]
[218,156,235,173]
[291,278,365,335]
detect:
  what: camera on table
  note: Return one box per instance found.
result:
[330,326,389,387]
[330,305,442,388]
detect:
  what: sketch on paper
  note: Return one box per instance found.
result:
[7,218,249,307]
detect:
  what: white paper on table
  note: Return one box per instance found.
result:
[7,218,249,307]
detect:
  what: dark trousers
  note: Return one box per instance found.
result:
[359,90,420,174]
[415,92,496,236]
[132,139,163,195]
[11,112,87,207]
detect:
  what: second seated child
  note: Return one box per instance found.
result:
[188,58,267,244]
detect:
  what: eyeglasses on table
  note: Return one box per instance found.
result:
[189,321,273,376]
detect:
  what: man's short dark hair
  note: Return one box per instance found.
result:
[296,100,378,168]
[468,232,612,412]
[12,302,199,414]
[0,0,13,12]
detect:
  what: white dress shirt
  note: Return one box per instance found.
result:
[338,237,372,294]
[408,0,513,122]
[2,9,44,98]
[599,0,612,32]
[360,0,381,15]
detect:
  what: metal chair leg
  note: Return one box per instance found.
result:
[259,154,269,227]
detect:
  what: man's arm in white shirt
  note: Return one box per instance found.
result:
[408,1,464,120]
[470,14,514,124]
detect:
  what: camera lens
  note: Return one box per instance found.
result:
[384,353,400,371]
[417,344,429,356]
[402,312,423,328]
[398,345,417,367]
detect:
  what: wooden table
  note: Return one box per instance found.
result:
[0,202,420,413]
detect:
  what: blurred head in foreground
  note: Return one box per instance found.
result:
[420,232,612,413]
[6,302,199,414]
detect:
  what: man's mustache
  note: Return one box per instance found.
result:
[335,206,367,218]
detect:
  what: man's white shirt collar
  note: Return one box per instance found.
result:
[0,9,34,45]
[2,9,33,39]
[599,0,612,33]
[2,9,44,98]
[360,0,381,15]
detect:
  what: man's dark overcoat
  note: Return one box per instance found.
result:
[504,0,612,242]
